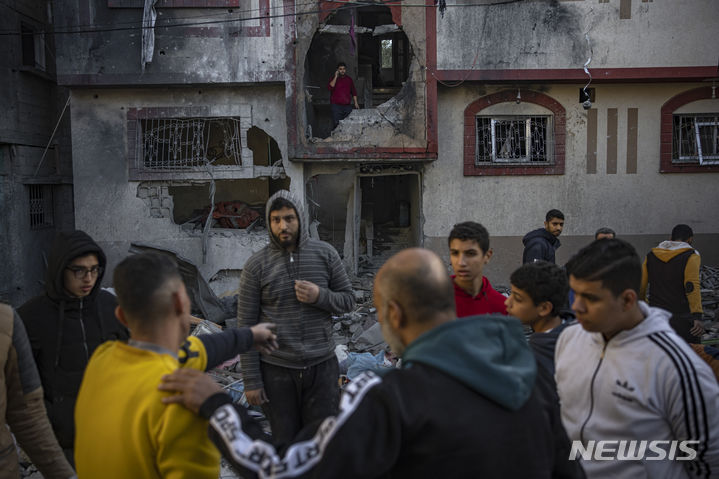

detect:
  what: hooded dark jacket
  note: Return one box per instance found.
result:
[17,231,128,451]
[199,316,583,478]
[238,190,355,390]
[522,228,561,264]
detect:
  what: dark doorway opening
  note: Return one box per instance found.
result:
[356,173,420,274]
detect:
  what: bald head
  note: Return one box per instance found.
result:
[375,248,455,323]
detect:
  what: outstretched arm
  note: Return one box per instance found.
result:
[161,370,400,479]
[198,323,278,370]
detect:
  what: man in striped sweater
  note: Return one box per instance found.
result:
[238,190,355,449]
[555,239,719,478]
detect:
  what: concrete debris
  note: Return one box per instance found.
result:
[332,301,390,356]
[318,24,371,34]
[129,243,234,323]
[701,265,719,322]
[372,24,400,36]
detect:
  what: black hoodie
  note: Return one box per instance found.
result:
[17,230,129,451]
[522,228,561,264]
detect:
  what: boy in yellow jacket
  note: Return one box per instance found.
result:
[74,253,277,479]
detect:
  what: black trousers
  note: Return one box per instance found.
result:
[331,103,353,129]
[260,357,340,450]
[670,314,700,344]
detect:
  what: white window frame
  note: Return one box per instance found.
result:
[674,114,719,165]
[475,115,553,165]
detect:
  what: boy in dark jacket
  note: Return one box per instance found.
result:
[505,261,574,376]
[17,230,129,464]
[522,209,564,264]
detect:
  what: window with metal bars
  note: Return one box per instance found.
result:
[134,117,243,171]
[672,114,719,165]
[28,185,53,229]
[475,115,552,164]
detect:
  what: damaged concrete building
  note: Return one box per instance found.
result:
[1,1,75,305]
[31,0,718,300]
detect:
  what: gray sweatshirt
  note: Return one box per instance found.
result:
[238,190,354,390]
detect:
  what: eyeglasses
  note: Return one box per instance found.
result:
[66,266,103,279]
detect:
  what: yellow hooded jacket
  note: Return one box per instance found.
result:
[74,336,220,479]
[640,243,702,316]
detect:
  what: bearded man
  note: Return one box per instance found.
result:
[236,190,355,450]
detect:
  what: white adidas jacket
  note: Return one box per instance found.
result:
[555,302,719,479]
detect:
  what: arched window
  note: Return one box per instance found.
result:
[463,90,565,176]
[660,87,719,173]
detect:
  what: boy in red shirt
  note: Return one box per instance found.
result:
[448,222,507,317]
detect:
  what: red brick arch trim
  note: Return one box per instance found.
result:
[660,86,719,173]
[463,90,565,176]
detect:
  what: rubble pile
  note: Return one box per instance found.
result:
[331,302,384,354]
[701,265,719,320]
[701,265,719,342]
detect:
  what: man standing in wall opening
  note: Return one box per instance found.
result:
[328,62,360,130]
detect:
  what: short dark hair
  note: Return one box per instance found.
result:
[671,224,693,242]
[594,227,616,239]
[565,239,641,296]
[510,261,568,316]
[448,221,490,254]
[113,253,182,320]
[545,209,564,222]
[337,62,346,68]
[269,197,298,216]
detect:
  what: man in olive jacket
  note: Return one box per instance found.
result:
[0,303,75,478]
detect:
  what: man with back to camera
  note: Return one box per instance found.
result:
[328,61,359,129]
[523,209,564,264]
[555,238,719,477]
[640,224,704,344]
[17,230,129,464]
[238,190,355,450]
[160,248,584,478]
[74,252,278,478]
[448,221,507,316]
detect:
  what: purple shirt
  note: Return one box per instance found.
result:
[328,75,357,105]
